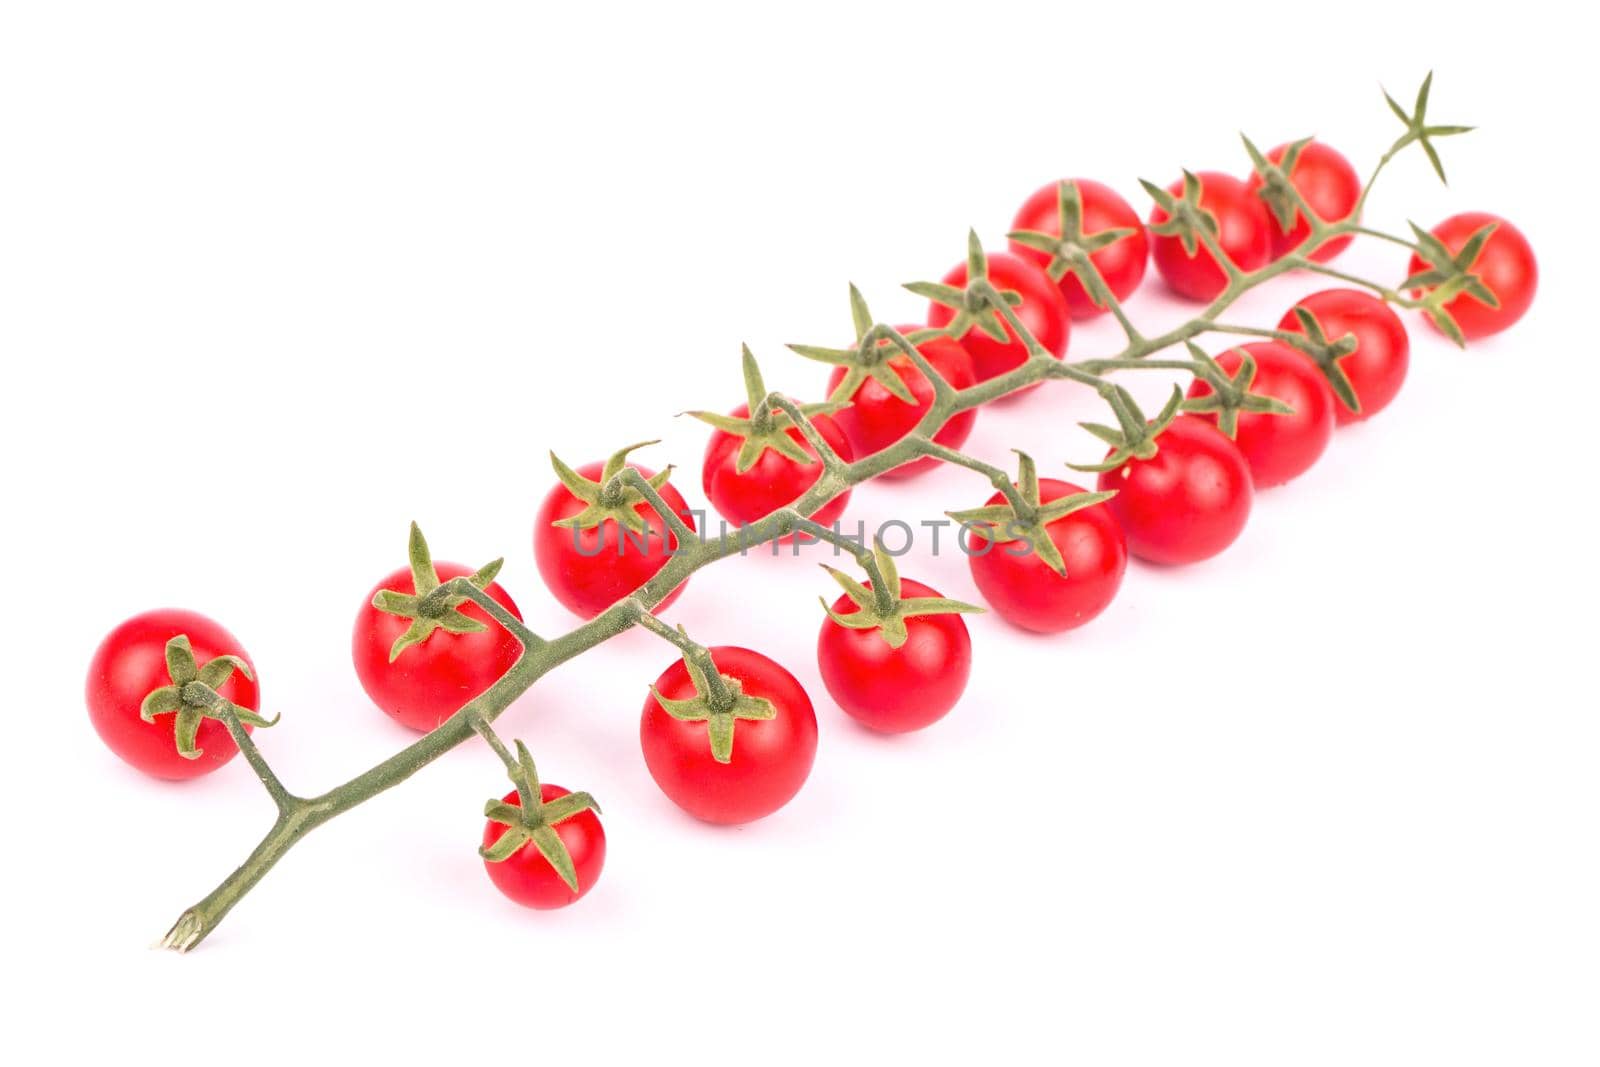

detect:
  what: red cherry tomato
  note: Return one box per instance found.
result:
[925,252,1070,389]
[815,578,972,733]
[967,479,1127,633]
[1279,289,1410,426]
[1008,178,1150,319]
[1148,171,1273,301]
[352,562,524,732]
[701,405,853,530]
[1246,140,1361,262]
[1096,415,1254,565]
[1185,341,1336,488]
[640,646,818,825]
[534,460,696,618]
[85,609,261,780]
[826,328,977,479]
[1408,212,1537,339]
[482,785,606,909]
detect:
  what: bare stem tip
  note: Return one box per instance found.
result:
[157,910,206,953]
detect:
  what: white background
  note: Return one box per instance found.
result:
[3,2,1595,1063]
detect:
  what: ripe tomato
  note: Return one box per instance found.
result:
[701,404,853,530]
[925,252,1070,387]
[966,479,1127,633]
[1409,212,1538,340]
[353,561,524,732]
[1008,178,1149,318]
[1148,171,1272,301]
[1185,342,1336,488]
[1278,289,1410,426]
[816,578,972,732]
[482,785,606,909]
[534,459,696,618]
[640,646,818,825]
[85,609,260,780]
[1247,140,1361,262]
[1096,415,1254,565]
[826,328,977,479]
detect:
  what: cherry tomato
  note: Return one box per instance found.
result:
[1096,415,1253,565]
[352,562,524,732]
[1278,289,1410,426]
[640,646,818,825]
[827,328,977,479]
[701,405,853,530]
[816,578,972,732]
[1148,171,1273,302]
[86,609,260,780]
[1185,341,1336,488]
[482,785,606,909]
[1008,178,1150,318]
[1247,140,1361,262]
[1408,212,1537,340]
[534,460,696,618]
[967,479,1127,633]
[925,252,1070,388]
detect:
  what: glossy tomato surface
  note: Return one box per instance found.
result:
[827,329,976,478]
[482,785,606,909]
[1008,178,1149,318]
[1148,171,1272,301]
[1096,415,1254,565]
[925,252,1070,389]
[1409,212,1537,340]
[1279,289,1410,426]
[816,578,972,732]
[640,646,818,825]
[1247,140,1361,262]
[1185,341,1336,488]
[86,609,260,779]
[967,479,1127,633]
[352,562,524,732]
[701,405,853,530]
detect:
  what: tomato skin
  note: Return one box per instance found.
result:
[967,479,1127,633]
[1278,289,1410,426]
[701,405,853,530]
[1008,178,1149,319]
[534,461,696,618]
[85,609,260,780]
[1408,212,1538,339]
[826,329,977,479]
[1096,415,1254,565]
[1148,171,1272,301]
[925,252,1070,388]
[482,785,606,909]
[816,578,972,733]
[640,647,818,825]
[352,563,524,733]
[1246,140,1361,262]
[1185,342,1336,488]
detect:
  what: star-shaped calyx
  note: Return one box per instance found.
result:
[1381,71,1473,185]
[1178,342,1296,438]
[1065,383,1186,474]
[905,230,1025,346]
[947,451,1115,576]
[1140,171,1218,256]
[686,346,846,473]
[1400,220,1501,346]
[371,522,505,662]
[480,740,600,893]
[788,284,931,407]
[1281,307,1363,412]
[649,637,776,763]
[549,440,675,535]
[139,635,277,759]
[817,540,980,648]
[1241,134,1315,233]
[1007,179,1139,286]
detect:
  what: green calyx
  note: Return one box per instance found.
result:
[1382,71,1473,185]
[480,740,599,893]
[1067,383,1186,474]
[1141,171,1218,256]
[1281,307,1363,412]
[372,522,505,663]
[948,451,1115,576]
[140,635,277,760]
[818,540,980,649]
[905,229,1024,345]
[789,284,928,407]
[1007,179,1137,286]
[1242,134,1313,232]
[1400,219,1500,347]
[687,345,846,473]
[649,641,775,764]
[550,441,674,535]
[1178,342,1296,438]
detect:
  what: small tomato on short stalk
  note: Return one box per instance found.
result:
[1279,289,1410,426]
[1008,178,1150,319]
[1408,212,1537,340]
[823,328,977,479]
[1185,342,1336,488]
[1148,171,1273,302]
[924,251,1070,388]
[701,403,853,529]
[482,784,606,910]
[1246,140,1361,262]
